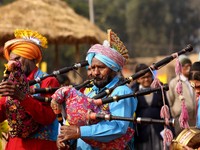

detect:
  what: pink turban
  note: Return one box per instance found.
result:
[87,43,126,71]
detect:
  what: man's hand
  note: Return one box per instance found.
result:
[57,134,69,150]
[0,81,25,101]
[50,99,62,114]
[57,125,80,149]
[60,125,81,140]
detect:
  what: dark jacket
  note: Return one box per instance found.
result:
[132,83,174,142]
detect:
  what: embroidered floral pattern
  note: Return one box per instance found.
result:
[4,61,40,138]
[6,98,39,138]
[52,86,134,149]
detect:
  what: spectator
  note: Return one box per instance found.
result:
[132,63,171,150]
[167,55,196,136]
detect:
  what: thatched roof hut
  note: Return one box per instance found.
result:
[0,0,106,64]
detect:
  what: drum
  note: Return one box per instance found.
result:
[171,127,200,149]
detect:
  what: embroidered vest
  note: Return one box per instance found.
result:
[6,68,58,141]
[6,64,39,138]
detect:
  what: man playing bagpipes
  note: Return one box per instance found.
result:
[51,29,138,150]
[0,29,60,150]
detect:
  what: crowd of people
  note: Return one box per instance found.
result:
[0,28,199,150]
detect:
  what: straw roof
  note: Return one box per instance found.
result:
[0,0,107,46]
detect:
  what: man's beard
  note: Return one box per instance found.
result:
[94,74,113,88]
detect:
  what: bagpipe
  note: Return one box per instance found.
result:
[33,81,173,149]
[50,84,171,149]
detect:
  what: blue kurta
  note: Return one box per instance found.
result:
[77,76,138,149]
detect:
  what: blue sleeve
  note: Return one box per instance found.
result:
[80,85,137,142]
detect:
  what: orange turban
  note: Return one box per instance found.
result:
[4,39,42,64]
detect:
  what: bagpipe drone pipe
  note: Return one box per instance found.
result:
[30,78,94,95]
[87,112,175,126]
[28,61,89,86]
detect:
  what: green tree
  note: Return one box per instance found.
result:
[0,0,14,5]
[126,0,169,57]
[93,0,130,41]
[65,0,130,49]
[166,0,200,52]
[125,0,200,57]
[65,0,89,18]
